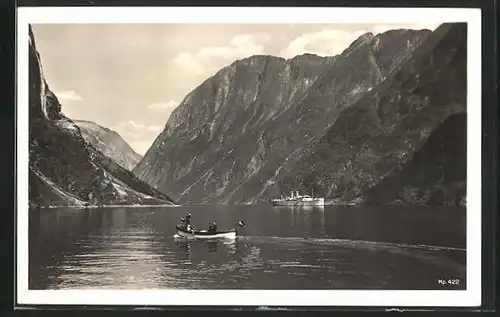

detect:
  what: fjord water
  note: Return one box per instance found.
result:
[29,205,466,290]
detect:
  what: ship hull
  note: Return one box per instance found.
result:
[175,225,237,240]
[270,200,300,206]
[271,199,325,206]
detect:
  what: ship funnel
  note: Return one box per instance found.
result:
[290,191,294,198]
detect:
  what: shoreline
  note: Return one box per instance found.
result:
[31,203,181,209]
[29,202,467,209]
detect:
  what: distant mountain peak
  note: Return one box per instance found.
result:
[73,119,142,171]
[350,32,375,46]
[227,54,285,68]
[287,53,325,60]
[73,119,111,132]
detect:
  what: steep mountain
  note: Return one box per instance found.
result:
[363,113,466,206]
[134,28,432,204]
[277,23,467,206]
[28,26,176,207]
[74,120,142,171]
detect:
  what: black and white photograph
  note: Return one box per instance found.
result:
[17,6,482,307]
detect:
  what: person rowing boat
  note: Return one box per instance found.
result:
[179,213,193,232]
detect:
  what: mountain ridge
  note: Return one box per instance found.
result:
[275,23,467,206]
[133,27,433,204]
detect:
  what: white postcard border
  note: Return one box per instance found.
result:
[16,6,482,307]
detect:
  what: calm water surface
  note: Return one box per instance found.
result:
[29,205,466,290]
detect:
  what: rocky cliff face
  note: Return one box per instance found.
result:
[363,113,466,206]
[28,26,175,207]
[134,28,432,204]
[277,23,467,206]
[74,120,142,171]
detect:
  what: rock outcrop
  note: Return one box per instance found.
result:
[28,26,176,207]
[134,28,433,204]
[74,120,142,171]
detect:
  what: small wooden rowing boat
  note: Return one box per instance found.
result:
[175,221,246,240]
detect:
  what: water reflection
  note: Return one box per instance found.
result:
[29,205,466,290]
[174,239,192,263]
[309,207,325,236]
[174,239,239,259]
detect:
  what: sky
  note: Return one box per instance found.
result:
[31,23,440,155]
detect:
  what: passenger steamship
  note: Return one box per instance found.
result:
[270,190,325,206]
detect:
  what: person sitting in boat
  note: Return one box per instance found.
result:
[208,222,217,233]
[184,213,193,231]
[179,213,192,229]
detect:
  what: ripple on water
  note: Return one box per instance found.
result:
[31,209,466,290]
